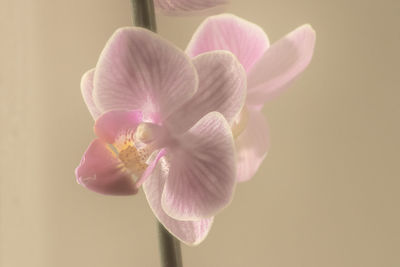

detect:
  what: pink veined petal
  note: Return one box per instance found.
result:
[81,68,101,120]
[162,112,236,220]
[165,51,246,134]
[143,157,213,245]
[186,13,269,72]
[235,107,270,182]
[154,0,227,15]
[93,27,198,120]
[246,24,316,107]
[75,139,138,195]
[135,148,167,188]
[94,110,143,144]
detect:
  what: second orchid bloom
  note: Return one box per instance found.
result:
[187,14,316,182]
[76,14,315,245]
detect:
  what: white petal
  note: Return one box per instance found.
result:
[247,24,316,106]
[162,112,236,220]
[143,157,213,245]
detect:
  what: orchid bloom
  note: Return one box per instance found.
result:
[76,27,247,244]
[186,14,316,182]
[154,0,227,15]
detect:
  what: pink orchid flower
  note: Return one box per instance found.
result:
[154,0,227,15]
[186,14,316,182]
[76,27,247,244]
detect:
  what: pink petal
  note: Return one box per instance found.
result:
[80,68,101,120]
[75,139,138,195]
[246,24,316,106]
[94,110,143,144]
[235,107,269,182]
[93,27,197,120]
[154,0,227,15]
[186,14,269,72]
[135,148,167,188]
[143,157,213,245]
[165,51,246,134]
[162,112,236,220]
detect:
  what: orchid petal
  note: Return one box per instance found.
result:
[165,51,246,134]
[135,148,166,188]
[246,24,316,106]
[154,0,227,15]
[143,157,213,245]
[80,69,101,120]
[162,112,236,220]
[75,139,137,195]
[235,108,269,182]
[93,27,197,119]
[186,14,269,72]
[94,110,143,144]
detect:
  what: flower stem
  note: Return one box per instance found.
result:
[158,222,183,267]
[130,0,157,32]
[129,1,182,266]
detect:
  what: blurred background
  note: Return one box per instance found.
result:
[1,0,399,266]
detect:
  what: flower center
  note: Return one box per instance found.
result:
[118,144,150,177]
[114,122,167,179]
[232,106,249,138]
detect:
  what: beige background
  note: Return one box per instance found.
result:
[1,0,399,266]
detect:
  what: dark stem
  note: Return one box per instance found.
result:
[130,0,157,32]
[158,223,183,267]
[129,1,182,266]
